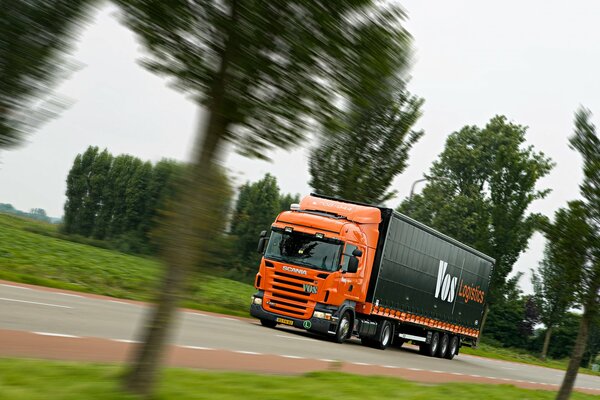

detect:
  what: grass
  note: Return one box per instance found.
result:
[462,341,600,377]
[1,358,598,400]
[0,213,255,317]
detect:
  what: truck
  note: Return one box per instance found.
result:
[250,194,494,359]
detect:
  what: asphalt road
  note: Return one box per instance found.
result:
[1,281,600,394]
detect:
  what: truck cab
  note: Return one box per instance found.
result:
[250,195,380,341]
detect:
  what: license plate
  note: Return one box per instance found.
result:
[276,317,294,326]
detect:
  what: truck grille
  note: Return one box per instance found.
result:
[264,271,315,319]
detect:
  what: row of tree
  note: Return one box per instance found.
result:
[63,146,182,254]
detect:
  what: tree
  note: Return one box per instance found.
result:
[0,0,91,149]
[310,89,423,204]
[116,0,413,395]
[557,109,600,400]
[398,116,554,305]
[532,247,578,360]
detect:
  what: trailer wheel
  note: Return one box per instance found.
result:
[436,333,449,358]
[260,319,277,328]
[375,320,393,350]
[445,336,459,360]
[420,331,439,357]
[335,311,352,343]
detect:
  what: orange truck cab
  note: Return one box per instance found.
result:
[250,194,494,359]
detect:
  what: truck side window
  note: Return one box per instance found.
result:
[341,244,359,272]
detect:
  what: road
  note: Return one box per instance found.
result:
[1,280,600,395]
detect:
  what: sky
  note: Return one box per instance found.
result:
[1,1,599,292]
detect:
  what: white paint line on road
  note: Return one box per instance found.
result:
[353,362,372,366]
[181,345,213,351]
[470,374,481,378]
[500,366,516,370]
[0,284,31,290]
[235,351,261,355]
[275,334,315,342]
[55,293,83,298]
[451,372,464,376]
[108,300,127,305]
[319,359,335,363]
[407,368,423,371]
[431,370,443,374]
[113,339,140,344]
[384,365,398,369]
[33,332,80,338]
[282,355,304,359]
[0,297,72,309]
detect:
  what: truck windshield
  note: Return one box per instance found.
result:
[264,229,342,272]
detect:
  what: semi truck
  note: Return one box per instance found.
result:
[250,194,494,359]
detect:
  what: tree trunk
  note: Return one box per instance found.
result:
[541,326,553,361]
[477,304,490,344]
[556,309,591,400]
[121,1,239,396]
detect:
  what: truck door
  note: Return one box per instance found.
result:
[339,243,364,301]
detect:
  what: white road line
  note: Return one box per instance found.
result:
[353,362,372,366]
[0,284,31,290]
[113,339,140,344]
[220,317,236,321]
[235,350,260,355]
[181,345,213,350]
[55,293,83,298]
[384,365,398,369]
[319,359,335,363]
[0,297,72,309]
[431,370,443,374]
[108,300,127,305]
[33,332,80,338]
[281,355,303,359]
[275,334,314,342]
[451,372,464,376]
[407,368,423,371]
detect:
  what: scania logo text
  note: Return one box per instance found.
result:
[282,265,307,275]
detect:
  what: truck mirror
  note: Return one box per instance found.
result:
[259,230,267,238]
[352,248,363,257]
[257,237,267,254]
[347,256,359,273]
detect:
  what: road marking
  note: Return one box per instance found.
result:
[235,350,260,355]
[113,339,140,344]
[319,359,335,363]
[451,372,464,376]
[181,345,213,350]
[431,370,443,374]
[55,293,83,298]
[384,365,398,369]
[353,362,372,366]
[220,317,236,321]
[282,355,303,359]
[0,297,72,309]
[0,284,31,290]
[275,334,314,342]
[33,332,79,338]
[108,300,127,305]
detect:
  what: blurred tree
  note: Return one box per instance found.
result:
[310,89,423,204]
[0,0,91,149]
[63,153,86,234]
[116,0,413,395]
[398,116,554,307]
[557,109,600,400]
[532,214,582,360]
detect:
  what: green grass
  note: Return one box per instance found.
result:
[0,213,255,317]
[1,358,598,400]
[462,341,600,377]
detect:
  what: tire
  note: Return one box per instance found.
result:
[436,333,449,358]
[420,331,439,357]
[375,320,393,350]
[260,319,277,328]
[445,336,459,360]
[335,311,352,343]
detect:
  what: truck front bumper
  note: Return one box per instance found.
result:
[250,303,334,335]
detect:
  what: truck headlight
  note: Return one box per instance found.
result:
[313,311,332,320]
[253,297,262,305]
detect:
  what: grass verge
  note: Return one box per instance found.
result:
[1,358,598,400]
[0,213,255,317]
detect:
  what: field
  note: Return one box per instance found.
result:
[0,213,255,316]
[1,358,598,400]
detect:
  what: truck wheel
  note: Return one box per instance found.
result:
[436,333,449,358]
[260,319,277,328]
[335,311,352,343]
[445,336,459,360]
[420,331,439,357]
[375,320,393,350]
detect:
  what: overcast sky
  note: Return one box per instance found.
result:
[1,1,599,292]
